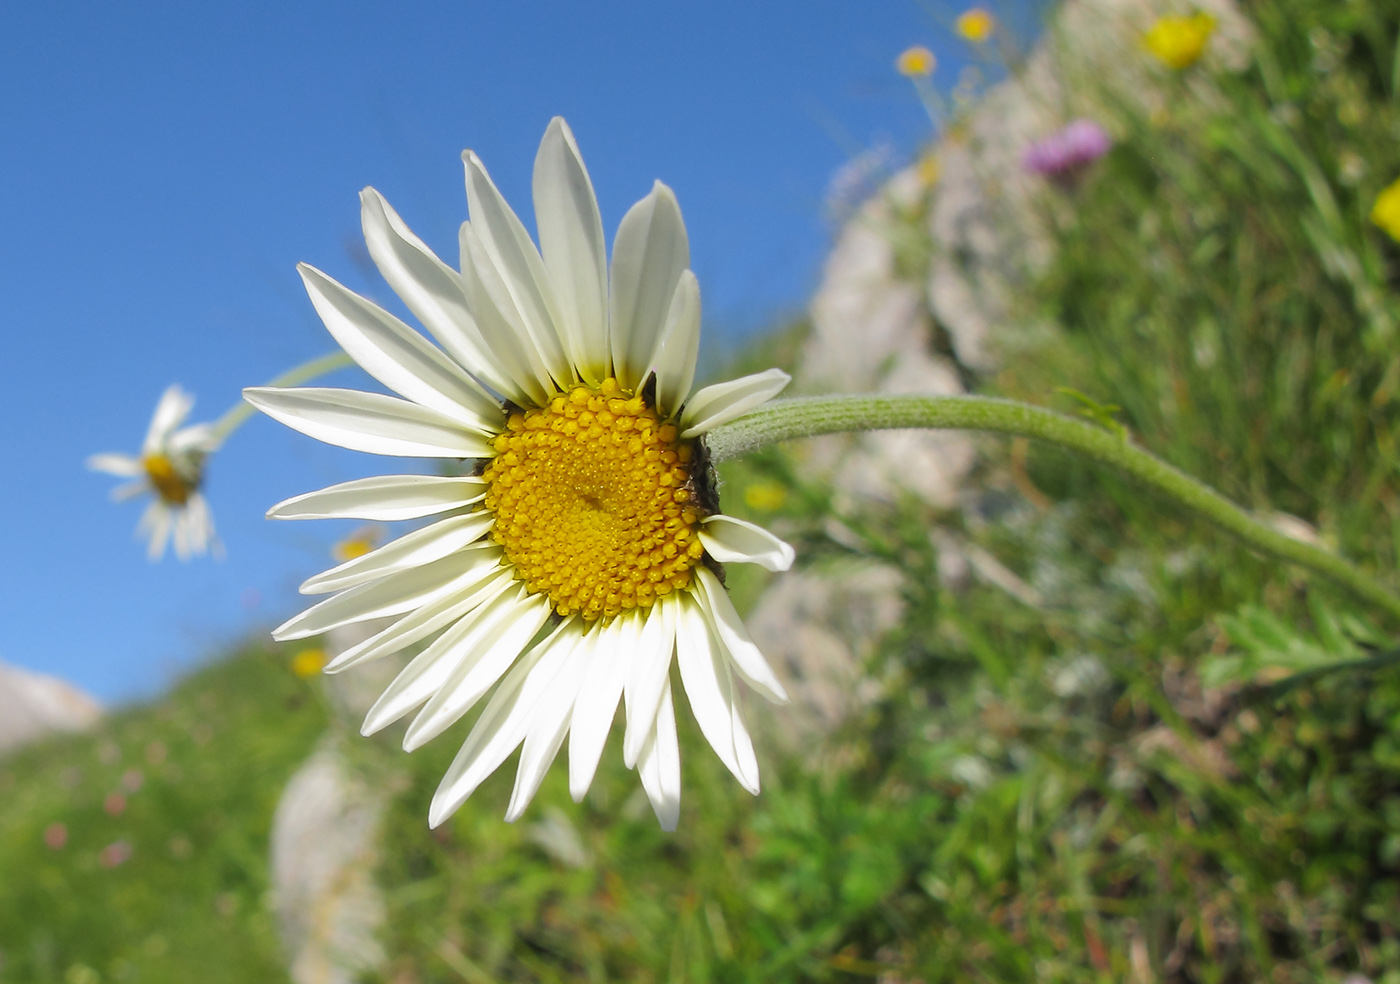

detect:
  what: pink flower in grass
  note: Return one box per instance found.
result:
[1023,119,1112,187]
[99,840,133,868]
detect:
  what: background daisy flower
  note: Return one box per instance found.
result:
[245,117,795,831]
[88,384,222,561]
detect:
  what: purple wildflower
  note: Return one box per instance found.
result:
[1023,119,1112,186]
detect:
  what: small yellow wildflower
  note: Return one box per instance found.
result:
[332,527,380,562]
[291,648,328,679]
[956,8,995,43]
[1143,12,1217,69]
[744,481,789,513]
[1371,176,1400,242]
[896,46,936,78]
[917,151,942,187]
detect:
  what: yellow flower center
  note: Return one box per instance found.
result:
[143,453,194,506]
[481,377,706,621]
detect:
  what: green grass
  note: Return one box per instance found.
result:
[0,639,326,984]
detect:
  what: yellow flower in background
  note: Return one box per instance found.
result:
[896,46,936,78]
[956,8,995,43]
[332,526,382,562]
[1143,12,1217,69]
[1371,176,1400,242]
[291,648,329,679]
[917,150,942,187]
[743,481,788,513]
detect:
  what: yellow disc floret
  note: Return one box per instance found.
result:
[481,377,706,621]
[143,453,195,506]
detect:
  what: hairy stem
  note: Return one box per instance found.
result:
[211,351,355,444]
[706,395,1400,621]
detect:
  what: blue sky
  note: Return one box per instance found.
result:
[0,0,1039,702]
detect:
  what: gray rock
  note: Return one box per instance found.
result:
[746,563,904,743]
[270,738,388,984]
[0,659,101,756]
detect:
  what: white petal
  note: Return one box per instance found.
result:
[360,580,525,735]
[110,480,149,502]
[324,574,502,674]
[609,181,689,391]
[623,597,677,768]
[649,270,700,418]
[168,422,221,456]
[144,385,193,453]
[298,513,494,594]
[698,514,795,573]
[674,595,758,794]
[87,453,142,477]
[692,567,788,704]
[637,679,681,832]
[360,188,520,401]
[243,386,492,459]
[429,618,583,826]
[272,551,503,641]
[462,151,571,388]
[267,474,486,521]
[533,118,609,385]
[729,672,760,793]
[172,509,192,562]
[298,263,501,429]
[403,592,551,750]
[505,627,595,823]
[459,222,556,407]
[138,502,172,561]
[178,501,213,561]
[568,614,636,801]
[678,369,792,439]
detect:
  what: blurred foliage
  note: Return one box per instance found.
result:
[0,641,326,984]
[5,0,1400,982]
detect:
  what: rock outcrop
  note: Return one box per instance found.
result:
[0,659,102,756]
[763,0,1251,742]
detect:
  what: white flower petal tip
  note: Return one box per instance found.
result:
[242,386,492,459]
[533,117,608,385]
[699,514,795,573]
[267,474,486,522]
[610,180,690,391]
[261,119,794,831]
[693,568,789,705]
[679,368,792,439]
[91,387,221,562]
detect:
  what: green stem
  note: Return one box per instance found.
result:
[706,395,1400,621]
[210,351,355,444]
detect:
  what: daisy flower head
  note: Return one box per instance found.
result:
[245,118,795,831]
[88,384,222,561]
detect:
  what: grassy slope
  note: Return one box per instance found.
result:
[0,639,326,984]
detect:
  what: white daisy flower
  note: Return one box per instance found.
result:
[245,118,794,831]
[88,384,222,562]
